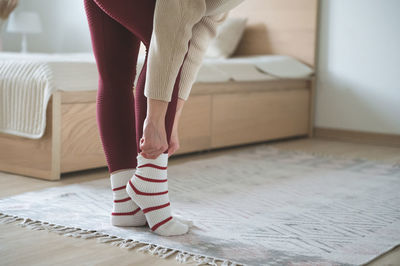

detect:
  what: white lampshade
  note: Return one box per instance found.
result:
[7,11,42,34]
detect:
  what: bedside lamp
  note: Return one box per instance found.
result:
[6,11,42,53]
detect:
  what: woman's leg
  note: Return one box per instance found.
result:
[84,0,156,173]
[83,0,154,227]
[91,0,155,47]
[84,0,191,234]
[87,0,187,165]
[127,43,192,236]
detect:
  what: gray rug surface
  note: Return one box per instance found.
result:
[1,145,400,266]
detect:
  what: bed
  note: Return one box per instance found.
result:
[0,0,319,180]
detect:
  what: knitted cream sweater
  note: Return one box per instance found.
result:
[144,0,245,102]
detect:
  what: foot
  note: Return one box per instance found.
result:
[126,153,189,236]
[110,169,146,227]
[110,169,193,228]
[174,215,194,227]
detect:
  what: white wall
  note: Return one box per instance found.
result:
[2,0,92,52]
[315,0,400,134]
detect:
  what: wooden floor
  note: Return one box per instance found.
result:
[1,137,399,266]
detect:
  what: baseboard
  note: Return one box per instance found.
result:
[314,127,400,147]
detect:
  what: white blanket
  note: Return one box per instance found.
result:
[0,52,98,139]
[0,60,54,139]
[0,52,314,139]
[135,54,314,84]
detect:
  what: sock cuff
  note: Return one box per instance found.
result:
[110,169,135,188]
[136,153,168,168]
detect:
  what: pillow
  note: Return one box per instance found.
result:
[205,17,247,58]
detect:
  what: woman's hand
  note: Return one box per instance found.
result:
[140,97,186,159]
[140,98,168,159]
[140,116,168,159]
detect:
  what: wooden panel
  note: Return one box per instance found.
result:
[59,79,310,103]
[175,95,212,154]
[229,0,319,67]
[50,91,62,179]
[211,89,310,148]
[0,97,54,180]
[308,76,316,137]
[1,78,312,179]
[191,79,310,95]
[60,102,106,172]
[60,94,211,169]
[60,90,97,104]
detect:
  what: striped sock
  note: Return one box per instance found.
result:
[110,168,193,228]
[110,169,147,227]
[126,153,189,236]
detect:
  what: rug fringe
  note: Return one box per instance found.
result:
[0,212,243,266]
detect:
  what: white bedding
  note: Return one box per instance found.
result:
[0,52,313,139]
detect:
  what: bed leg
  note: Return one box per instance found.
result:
[308,76,316,138]
[50,91,62,180]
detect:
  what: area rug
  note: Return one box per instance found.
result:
[1,145,400,266]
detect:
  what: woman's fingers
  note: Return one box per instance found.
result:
[141,151,159,159]
[140,115,168,159]
[140,146,163,159]
[167,136,180,157]
[166,114,180,157]
[167,145,176,157]
[140,138,166,154]
[140,136,178,159]
[140,137,166,159]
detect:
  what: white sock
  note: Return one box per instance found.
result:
[110,169,147,227]
[110,168,192,228]
[126,153,189,236]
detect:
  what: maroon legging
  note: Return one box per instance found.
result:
[84,0,189,173]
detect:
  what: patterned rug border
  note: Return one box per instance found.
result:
[0,212,243,266]
[1,146,399,266]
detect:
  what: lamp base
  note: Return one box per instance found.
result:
[21,33,28,53]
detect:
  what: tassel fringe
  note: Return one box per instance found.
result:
[0,212,243,266]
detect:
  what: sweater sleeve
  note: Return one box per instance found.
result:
[178,12,228,101]
[144,0,206,102]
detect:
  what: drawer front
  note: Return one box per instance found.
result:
[177,95,212,154]
[211,89,310,148]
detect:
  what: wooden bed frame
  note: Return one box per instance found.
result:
[0,0,319,180]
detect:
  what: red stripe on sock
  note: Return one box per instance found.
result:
[114,197,131,203]
[135,173,167,183]
[142,202,170,214]
[129,180,168,196]
[111,207,141,216]
[137,163,167,170]
[112,185,126,191]
[151,216,173,231]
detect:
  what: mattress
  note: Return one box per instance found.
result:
[0,52,313,139]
